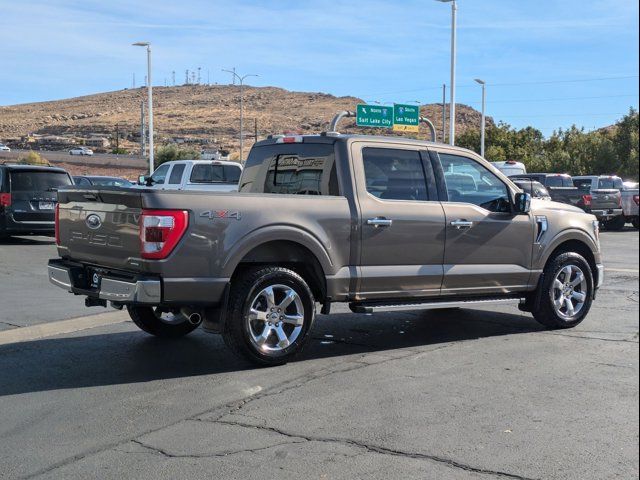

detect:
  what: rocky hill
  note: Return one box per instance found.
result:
[0,85,491,155]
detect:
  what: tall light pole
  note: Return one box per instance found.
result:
[133,42,154,173]
[474,79,486,157]
[222,69,258,162]
[437,0,457,146]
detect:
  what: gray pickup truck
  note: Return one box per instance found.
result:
[572,176,625,230]
[49,134,604,365]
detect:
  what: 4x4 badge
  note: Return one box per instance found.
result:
[200,210,242,221]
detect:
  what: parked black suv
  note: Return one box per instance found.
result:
[0,164,73,238]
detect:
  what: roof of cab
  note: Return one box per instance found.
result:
[0,163,69,173]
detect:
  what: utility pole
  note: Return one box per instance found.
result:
[115,124,119,151]
[172,70,176,86]
[185,70,189,85]
[442,84,447,143]
[197,67,201,85]
[207,69,210,85]
[474,78,486,157]
[132,73,136,89]
[437,0,457,145]
[140,101,146,158]
[254,118,258,143]
[132,41,154,172]
[221,69,259,162]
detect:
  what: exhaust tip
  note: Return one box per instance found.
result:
[188,312,202,325]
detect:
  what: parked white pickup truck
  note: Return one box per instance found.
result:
[138,160,243,192]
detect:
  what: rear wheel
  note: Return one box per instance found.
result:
[602,215,626,231]
[532,252,593,329]
[223,266,315,366]
[632,217,639,229]
[128,306,200,338]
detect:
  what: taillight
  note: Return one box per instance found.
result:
[0,193,11,207]
[582,194,592,207]
[634,195,639,206]
[139,210,188,259]
[55,203,60,245]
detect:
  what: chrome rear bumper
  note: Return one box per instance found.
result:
[48,264,161,304]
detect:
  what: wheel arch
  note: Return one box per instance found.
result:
[224,234,329,303]
[543,236,599,287]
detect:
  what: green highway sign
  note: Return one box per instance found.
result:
[356,104,393,128]
[392,104,420,132]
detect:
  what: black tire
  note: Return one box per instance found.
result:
[223,266,315,366]
[602,215,626,231]
[127,306,199,338]
[632,217,639,230]
[532,252,594,329]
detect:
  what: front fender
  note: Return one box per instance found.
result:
[535,227,600,271]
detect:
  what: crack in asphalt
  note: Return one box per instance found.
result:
[543,332,639,343]
[202,418,539,480]
[19,346,436,480]
[127,437,305,459]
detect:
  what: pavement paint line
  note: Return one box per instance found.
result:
[606,268,640,274]
[0,311,129,346]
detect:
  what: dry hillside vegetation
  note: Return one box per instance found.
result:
[0,85,491,153]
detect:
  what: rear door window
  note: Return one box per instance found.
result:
[10,171,72,191]
[223,165,241,183]
[168,164,185,185]
[362,148,428,201]
[545,176,565,188]
[190,164,225,183]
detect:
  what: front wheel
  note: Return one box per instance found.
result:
[223,266,315,366]
[532,252,594,329]
[128,306,200,338]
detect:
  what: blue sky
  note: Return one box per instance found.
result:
[1,0,638,135]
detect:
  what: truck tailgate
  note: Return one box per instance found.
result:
[590,189,621,210]
[56,188,144,270]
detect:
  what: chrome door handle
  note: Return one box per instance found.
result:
[450,220,473,229]
[367,217,393,227]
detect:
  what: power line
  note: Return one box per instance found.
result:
[468,93,639,105]
[361,75,639,98]
[498,112,629,118]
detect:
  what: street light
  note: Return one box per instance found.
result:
[132,42,154,173]
[437,0,457,146]
[222,69,258,162]
[474,78,486,157]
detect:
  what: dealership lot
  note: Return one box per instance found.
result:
[0,229,638,479]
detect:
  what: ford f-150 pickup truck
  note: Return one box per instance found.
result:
[49,134,604,365]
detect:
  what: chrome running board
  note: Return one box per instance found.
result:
[349,297,524,314]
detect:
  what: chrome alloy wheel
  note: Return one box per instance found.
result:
[552,265,588,319]
[246,284,305,353]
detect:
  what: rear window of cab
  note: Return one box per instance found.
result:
[9,171,72,191]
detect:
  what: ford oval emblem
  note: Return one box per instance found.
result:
[86,214,102,230]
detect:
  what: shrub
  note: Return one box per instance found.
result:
[111,147,128,154]
[155,145,200,166]
[19,151,50,166]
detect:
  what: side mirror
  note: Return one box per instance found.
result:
[138,175,154,186]
[514,192,531,214]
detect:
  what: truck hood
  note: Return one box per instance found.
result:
[531,198,586,215]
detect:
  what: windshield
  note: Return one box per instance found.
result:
[10,171,72,192]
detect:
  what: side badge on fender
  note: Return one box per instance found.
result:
[200,210,242,221]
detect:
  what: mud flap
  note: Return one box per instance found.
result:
[202,283,230,334]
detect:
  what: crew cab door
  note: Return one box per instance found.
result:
[351,142,446,300]
[431,149,535,295]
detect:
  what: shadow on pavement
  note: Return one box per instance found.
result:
[0,308,543,397]
[0,235,55,246]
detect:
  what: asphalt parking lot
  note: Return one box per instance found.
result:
[0,229,638,480]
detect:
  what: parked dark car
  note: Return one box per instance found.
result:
[1,164,73,238]
[512,179,552,200]
[72,176,133,187]
[509,173,584,208]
